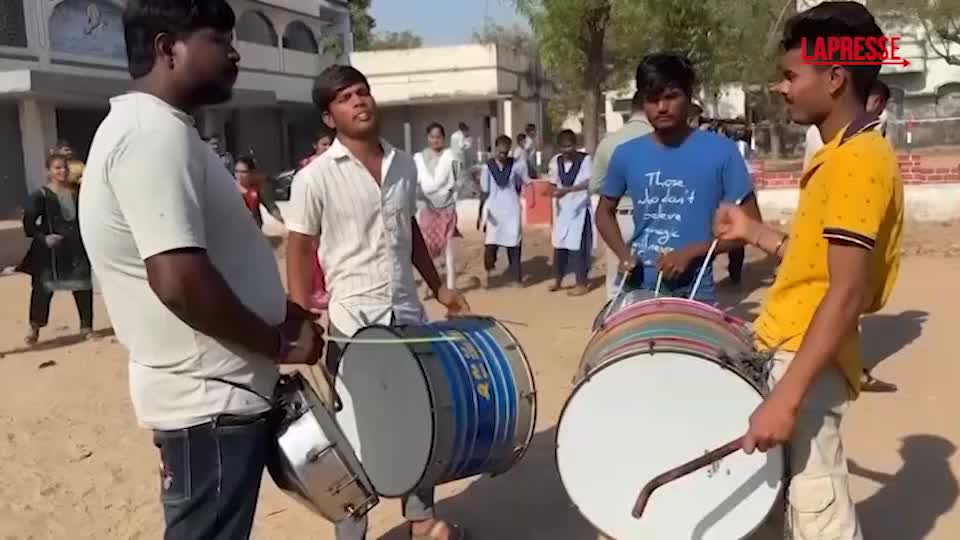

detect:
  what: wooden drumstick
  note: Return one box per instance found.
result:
[689,197,745,300]
[631,437,744,519]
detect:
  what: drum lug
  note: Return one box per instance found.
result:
[306,447,322,464]
[521,390,536,401]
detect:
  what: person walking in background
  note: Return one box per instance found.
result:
[450,122,472,163]
[480,134,528,288]
[591,90,653,300]
[523,123,540,178]
[300,128,334,169]
[17,153,94,345]
[549,129,593,296]
[414,122,463,293]
[234,155,283,229]
[207,134,234,171]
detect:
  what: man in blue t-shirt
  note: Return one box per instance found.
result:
[597,53,762,304]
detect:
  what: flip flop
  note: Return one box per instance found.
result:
[411,521,469,540]
[861,372,898,393]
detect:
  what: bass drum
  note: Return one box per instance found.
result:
[335,316,537,497]
[558,298,783,540]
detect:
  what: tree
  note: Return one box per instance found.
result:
[347,0,376,51]
[512,0,650,152]
[473,19,536,52]
[876,0,960,65]
[366,30,424,51]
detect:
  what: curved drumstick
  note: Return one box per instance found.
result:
[632,437,744,519]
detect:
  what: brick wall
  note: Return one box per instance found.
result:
[749,154,960,189]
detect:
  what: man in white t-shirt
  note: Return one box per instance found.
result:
[285,65,471,540]
[79,2,322,538]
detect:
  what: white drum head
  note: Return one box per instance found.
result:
[336,327,433,497]
[557,352,783,540]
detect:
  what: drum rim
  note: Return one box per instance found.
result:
[339,324,438,498]
[555,350,783,540]
[486,317,538,474]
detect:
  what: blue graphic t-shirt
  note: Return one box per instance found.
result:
[600,130,753,303]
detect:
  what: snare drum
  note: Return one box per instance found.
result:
[335,317,537,497]
[558,298,783,540]
[267,372,378,522]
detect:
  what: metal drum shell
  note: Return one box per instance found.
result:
[267,372,379,522]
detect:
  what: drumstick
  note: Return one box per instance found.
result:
[326,335,464,344]
[632,436,744,519]
[654,271,663,298]
[689,197,745,300]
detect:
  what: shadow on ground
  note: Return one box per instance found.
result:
[851,434,958,540]
[859,310,929,371]
[380,428,598,540]
[0,327,115,357]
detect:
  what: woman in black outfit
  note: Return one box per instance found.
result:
[17,153,94,345]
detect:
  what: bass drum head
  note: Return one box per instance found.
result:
[336,327,434,498]
[556,352,783,540]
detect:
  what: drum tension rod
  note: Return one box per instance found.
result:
[631,437,744,519]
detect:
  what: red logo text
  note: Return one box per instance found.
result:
[801,36,910,67]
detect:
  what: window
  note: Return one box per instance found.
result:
[235,10,277,47]
[283,21,318,53]
[0,0,27,48]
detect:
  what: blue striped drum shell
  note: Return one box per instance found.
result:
[336,316,536,498]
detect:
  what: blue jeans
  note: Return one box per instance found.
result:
[153,412,275,540]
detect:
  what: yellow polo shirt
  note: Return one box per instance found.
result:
[753,119,903,397]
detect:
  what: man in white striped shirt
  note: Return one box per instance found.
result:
[285,65,470,540]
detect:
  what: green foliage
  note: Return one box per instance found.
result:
[876,0,960,65]
[347,0,376,51]
[366,30,424,51]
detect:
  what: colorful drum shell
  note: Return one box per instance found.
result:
[337,317,536,497]
[559,297,783,539]
[581,297,755,383]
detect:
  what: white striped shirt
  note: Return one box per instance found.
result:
[285,138,426,336]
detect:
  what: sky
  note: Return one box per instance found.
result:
[369,0,529,46]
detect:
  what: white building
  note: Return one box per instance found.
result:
[351,43,552,162]
[0,0,351,217]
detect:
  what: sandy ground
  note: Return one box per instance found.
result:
[0,222,958,540]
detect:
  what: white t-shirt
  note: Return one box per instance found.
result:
[79,92,286,430]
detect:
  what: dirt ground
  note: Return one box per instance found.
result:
[0,222,958,540]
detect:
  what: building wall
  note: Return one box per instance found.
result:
[0,102,25,218]
[230,108,285,173]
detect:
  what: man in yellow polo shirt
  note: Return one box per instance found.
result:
[714,3,903,538]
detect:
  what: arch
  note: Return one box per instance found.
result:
[48,0,125,60]
[283,20,318,53]
[935,82,960,117]
[235,10,277,46]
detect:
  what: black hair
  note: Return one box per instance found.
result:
[781,1,884,103]
[525,123,536,133]
[426,122,446,137]
[557,129,577,145]
[870,79,891,102]
[312,65,370,112]
[631,90,644,109]
[123,0,236,79]
[495,134,512,148]
[235,155,257,170]
[636,52,696,99]
[516,132,527,142]
[315,125,335,141]
[46,153,67,169]
[458,122,469,131]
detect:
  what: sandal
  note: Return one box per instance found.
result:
[861,371,898,393]
[411,521,468,540]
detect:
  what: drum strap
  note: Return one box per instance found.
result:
[205,376,276,408]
